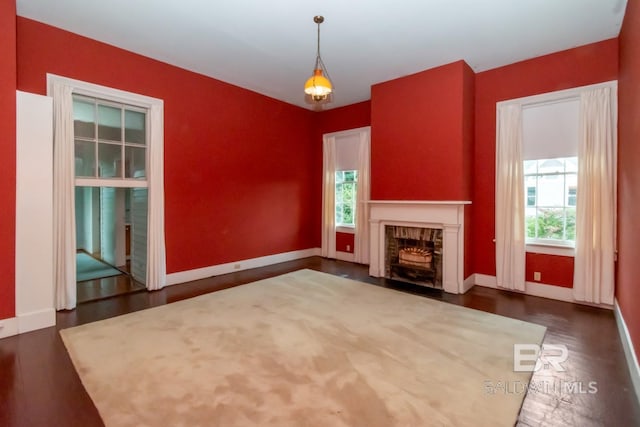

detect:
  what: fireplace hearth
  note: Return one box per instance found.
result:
[385,225,443,288]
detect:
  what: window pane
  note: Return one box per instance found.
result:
[98,105,122,141]
[73,99,95,138]
[538,158,564,174]
[343,204,353,225]
[344,170,355,181]
[343,183,354,202]
[98,143,122,178]
[566,208,576,240]
[335,203,343,225]
[335,171,343,183]
[564,157,578,173]
[525,208,537,239]
[537,174,564,207]
[536,208,565,239]
[125,146,146,179]
[74,140,95,177]
[335,183,343,203]
[125,110,146,144]
[524,160,537,175]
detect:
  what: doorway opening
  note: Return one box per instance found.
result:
[75,186,147,303]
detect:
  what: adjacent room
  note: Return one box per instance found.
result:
[1,0,640,425]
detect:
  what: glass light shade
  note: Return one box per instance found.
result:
[304,69,333,97]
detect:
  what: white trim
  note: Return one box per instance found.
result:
[75,178,149,188]
[368,202,466,294]
[0,317,19,339]
[462,275,475,293]
[336,226,355,234]
[17,309,56,334]
[336,251,355,262]
[469,273,613,309]
[526,243,575,257]
[166,248,321,286]
[615,299,640,405]
[46,74,162,108]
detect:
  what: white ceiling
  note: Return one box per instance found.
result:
[16,0,627,110]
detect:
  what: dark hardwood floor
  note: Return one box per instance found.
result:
[1,257,638,426]
[76,272,146,304]
[76,256,146,304]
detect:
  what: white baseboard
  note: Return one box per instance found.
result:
[0,317,19,339]
[336,251,355,262]
[17,308,56,334]
[468,273,612,309]
[614,299,640,405]
[462,275,476,293]
[166,248,322,286]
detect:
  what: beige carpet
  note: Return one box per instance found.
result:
[61,269,546,427]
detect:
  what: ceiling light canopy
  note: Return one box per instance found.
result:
[304,16,333,105]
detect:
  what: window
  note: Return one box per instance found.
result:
[335,170,357,227]
[73,95,147,180]
[524,157,577,246]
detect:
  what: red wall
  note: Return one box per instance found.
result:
[617,0,640,357]
[370,60,474,201]
[473,39,619,285]
[0,0,16,319]
[17,18,317,274]
[316,101,371,135]
[336,232,355,253]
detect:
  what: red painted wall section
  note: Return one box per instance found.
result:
[472,39,618,284]
[370,60,472,201]
[617,1,640,358]
[0,0,16,319]
[462,63,475,278]
[317,101,371,135]
[17,18,317,273]
[525,253,574,288]
[336,232,355,253]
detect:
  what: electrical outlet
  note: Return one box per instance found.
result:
[346,245,351,252]
[534,272,541,281]
[234,263,241,270]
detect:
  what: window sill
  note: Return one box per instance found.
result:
[526,242,574,257]
[336,226,355,234]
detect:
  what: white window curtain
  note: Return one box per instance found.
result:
[146,104,167,290]
[52,81,77,310]
[573,87,616,305]
[321,136,337,259]
[354,130,371,264]
[495,104,526,291]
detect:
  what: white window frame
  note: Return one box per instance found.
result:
[47,74,161,189]
[72,94,149,185]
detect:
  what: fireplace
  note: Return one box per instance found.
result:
[368,200,470,294]
[386,225,443,288]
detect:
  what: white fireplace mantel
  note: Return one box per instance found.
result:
[368,200,471,294]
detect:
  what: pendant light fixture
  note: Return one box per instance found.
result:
[304,16,333,104]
